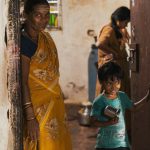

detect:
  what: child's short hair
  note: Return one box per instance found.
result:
[98,62,124,83]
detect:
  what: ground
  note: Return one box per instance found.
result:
[65,99,98,150]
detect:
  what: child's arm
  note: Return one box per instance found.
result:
[90,116,119,127]
[131,87,150,111]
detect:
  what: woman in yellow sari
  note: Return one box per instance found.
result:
[21,0,72,149]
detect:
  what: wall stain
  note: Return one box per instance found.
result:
[69,0,94,7]
[67,82,85,93]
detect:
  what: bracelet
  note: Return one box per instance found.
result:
[23,104,32,110]
[23,102,32,106]
[26,116,36,121]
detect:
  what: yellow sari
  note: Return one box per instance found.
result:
[23,31,72,150]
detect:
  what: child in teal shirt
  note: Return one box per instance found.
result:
[90,62,149,150]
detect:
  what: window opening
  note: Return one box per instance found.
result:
[47,0,62,30]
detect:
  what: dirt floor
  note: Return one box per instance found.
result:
[65,100,98,150]
[69,119,98,150]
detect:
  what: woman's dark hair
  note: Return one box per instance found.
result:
[98,62,124,83]
[111,6,130,39]
[24,0,49,15]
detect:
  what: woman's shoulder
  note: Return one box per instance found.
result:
[99,24,114,37]
[101,24,114,32]
[42,31,53,38]
[41,31,57,51]
[21,33,37,58]
[42,31,54,41]
[42,30,50,35]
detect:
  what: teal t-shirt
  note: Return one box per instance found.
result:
[90,91,133,149]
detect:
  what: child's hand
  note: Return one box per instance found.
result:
[109,117,119,125]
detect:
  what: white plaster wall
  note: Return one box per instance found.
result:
[0,1,9,150]
[49,0,129,101]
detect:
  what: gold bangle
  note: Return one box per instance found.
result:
[26,117,36,121]
[23,104,32,110]
[23,102,32,106]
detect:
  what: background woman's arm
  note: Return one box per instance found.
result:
[97,26,118,59]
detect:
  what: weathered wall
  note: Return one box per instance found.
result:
[0,1,9,150]
[49,0,129,101]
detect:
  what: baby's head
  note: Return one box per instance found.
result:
[98,62,124,95]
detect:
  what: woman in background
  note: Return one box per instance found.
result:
[21,0,72,149]
[95,6,131,97]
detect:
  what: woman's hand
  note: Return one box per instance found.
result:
[25,106,40,141]
[27,118,39,141]
[103,54,113,63]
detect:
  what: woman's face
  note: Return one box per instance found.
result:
[26,4,50,32]
[102,77,121,98]
[116,20,129,29]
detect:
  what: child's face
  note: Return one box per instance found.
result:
[102,77,121,97]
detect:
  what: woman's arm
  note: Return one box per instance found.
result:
[21,55,39,141]
[97,41,118,58]
[96,26,118,59]
[90,116,119,127]
[21,55,32,105]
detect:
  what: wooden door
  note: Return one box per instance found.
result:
[130,0,150,149]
